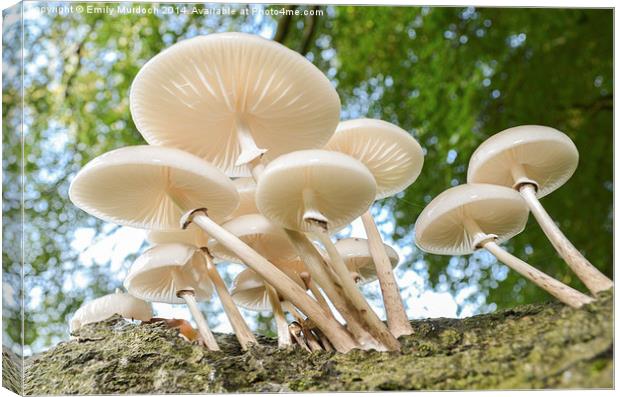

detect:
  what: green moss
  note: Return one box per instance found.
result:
[2,347,22,394]
[22,291,613,394]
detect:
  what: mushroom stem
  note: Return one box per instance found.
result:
[186,211,358,353]
[519,184,613,295]
[177,290,220,351]
[299,271,335,320]
[302,188,329,226]
[303,328,323,352]
[249,157,266,181]
[483,241,594,308]
[235,118,267,166]
[265,283,292,348]
[462,218,594,308]
[289,322,311,352]
[283,302,324,352]
[313,229,401,351]
[202,250,257,350]
[282,301,304,323]
[509,162,538,188]
[284,229,380,349]
[314,328,334,352]
[361,210,413,338]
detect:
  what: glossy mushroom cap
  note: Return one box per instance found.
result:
[467,125,579,198]
[70,290,152,332]
[208,213,297,264]
[69,145,239,230]
[229,177,258,218]
[335,237,399,284]
[147,224,210,248]
[124,243,213,304]
[256,149,376,233]
[414,184,529,256]
[130,32,341,177]
[324,119,424,199]
[230,268,305,312]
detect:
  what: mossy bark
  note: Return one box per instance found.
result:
[11,291,613,394]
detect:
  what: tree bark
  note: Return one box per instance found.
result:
[14,291,613,394]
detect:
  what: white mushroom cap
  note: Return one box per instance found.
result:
[124,243,213,304]
[229,177,258,218]
[69,145,239,230]
[146,225,210,248]
[70,289,153,332]
[335,237,399,284]
[324,119,424,199]
[208,213,298,264]
[467,125,579,198]
[414,184,529,256]
[255,150,376,232]
[230,268,305,312]
[130,32,341,177]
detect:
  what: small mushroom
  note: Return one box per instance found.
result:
[414,184,593,308]
[70,289,153,333]
[124,243,220,350]
[281,301,324,352]
[130,32,340,177]
[335,237,399,285]
[467,125,613,294]
[146,229,256,349]
[230,268,305,348]
[288,322,312,352]
[69,145,355,352]
[256,149,400,351]
[324,119,423,337]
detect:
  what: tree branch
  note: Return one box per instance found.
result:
[64,26,93,100]
[299,7,320,55]
[273,5,297,44]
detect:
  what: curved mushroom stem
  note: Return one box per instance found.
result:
[265,283,292,348]
[312,228,401,351]
[284,229,379,349]
[519,184,613,295]
[361,210,413,338]
[183,209,358,353]
[463,218,594,308]
[235,118,267,167]
[201,249,257,350]
[177,290,220,351]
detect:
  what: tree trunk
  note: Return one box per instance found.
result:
[9,291,612,394]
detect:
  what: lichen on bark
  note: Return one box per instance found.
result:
[16,291,613,394]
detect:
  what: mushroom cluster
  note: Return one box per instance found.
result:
[68,33,608,354]
[415,125,612,309]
